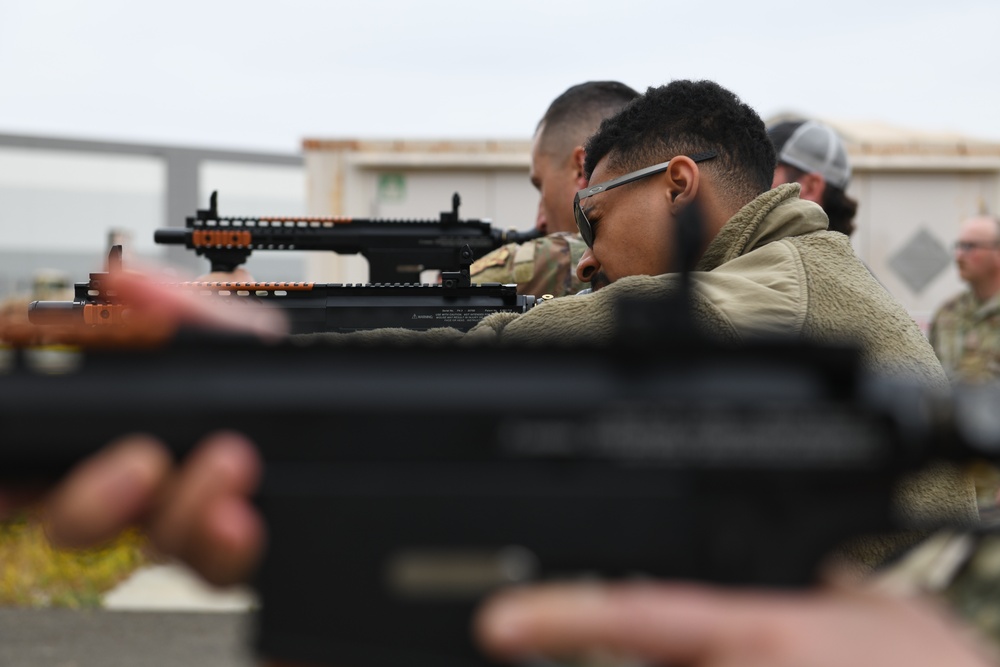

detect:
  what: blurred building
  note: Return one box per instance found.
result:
[4,126,999,331]
[306,126,1000,326]
[302,138,535,284]
[0,133,305,295]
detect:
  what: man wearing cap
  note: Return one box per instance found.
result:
[768,120,859,237]
[469,81,638,298]
[929,215,1000,383]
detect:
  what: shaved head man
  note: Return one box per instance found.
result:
[930,215,1000,382]
[470,81,638,297]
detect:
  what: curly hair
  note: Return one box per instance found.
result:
[583,80,775,207]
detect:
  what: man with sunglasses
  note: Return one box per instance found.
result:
[929,215,1000,382]
[476,81,945,379]
[470,81,638,298]
[461,79,977,559]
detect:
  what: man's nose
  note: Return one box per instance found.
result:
[535,202,548,233]
[576,247,600,283]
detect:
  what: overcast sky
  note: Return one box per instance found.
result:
[1,0,996,154]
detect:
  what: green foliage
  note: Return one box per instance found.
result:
[0,517,150,608]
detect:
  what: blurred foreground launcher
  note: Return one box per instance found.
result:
[27,247,536,335]
[154,191,542,284]
[2,328,1000,667]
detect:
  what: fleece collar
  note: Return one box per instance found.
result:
[696,184,829,272]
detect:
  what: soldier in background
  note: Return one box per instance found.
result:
[930,215,1000,383]
[767,119,859,237]
[470,81,638,297]
[930,215,1000,512]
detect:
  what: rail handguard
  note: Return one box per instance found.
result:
[28,246,536,335]
[154,192,542,283]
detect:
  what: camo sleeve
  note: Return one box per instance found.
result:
[469,233,589,298]
[874,530,1000,656]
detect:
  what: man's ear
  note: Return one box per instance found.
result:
[797,172,827,203]
[664,155,701,209]
[571,146,588,189]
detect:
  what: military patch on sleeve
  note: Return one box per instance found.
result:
[512,241,538,283]
[513,241,536,265]
[470,246,512,275]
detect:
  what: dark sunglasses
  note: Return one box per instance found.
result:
[573,151,718,247]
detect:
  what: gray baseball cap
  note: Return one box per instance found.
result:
[768,120,851,190]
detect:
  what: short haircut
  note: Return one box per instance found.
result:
[583,80,775,208]
[536,81,640,160]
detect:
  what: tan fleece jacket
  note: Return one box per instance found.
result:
[468,185,950,387]
[303,185,978,562]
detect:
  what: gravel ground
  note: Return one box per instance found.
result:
[0,608,256,667]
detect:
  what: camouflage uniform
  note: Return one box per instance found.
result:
[930,292,1000,512]
[929,290,1000,383]
[469,232,589,298]
[875,530,1000,658]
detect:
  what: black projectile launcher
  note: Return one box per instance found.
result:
[28,245,536,335]
[154,191,542,284]
[2,325,999,667]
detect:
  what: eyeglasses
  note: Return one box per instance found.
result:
[954,241,1000,253]
[573,151,718,247]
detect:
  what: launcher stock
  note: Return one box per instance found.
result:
[2,326,999,667]
[154,191,543,283]
[28,246,537,335]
